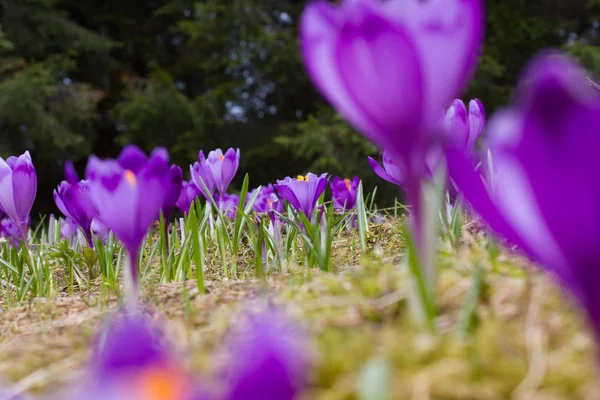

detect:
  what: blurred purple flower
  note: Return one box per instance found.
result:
[446,53,600,338]
[177,180,201,215]
[444,98,485,152]
[299,0,484,180]
[191,148,240,198]
[274,173,328,218]
[300,0,484,244]
[162,165,183,222]
[223,307,309,400]
[368,151,406,188]
[86,145,171,305]
[330,176,360,211]
[0,151,37,242]
[54,162,98,247]
[62,313,199,400]
[0,217,20,247]
[215,193,240,219]
[250,185,283,214]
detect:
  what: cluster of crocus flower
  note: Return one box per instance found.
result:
[56,305,308,400]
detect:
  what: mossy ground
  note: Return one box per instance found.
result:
[0,218,597,399]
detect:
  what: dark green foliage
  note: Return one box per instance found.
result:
[0,0,599,215]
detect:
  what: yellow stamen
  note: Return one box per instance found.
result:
[219,155,224,162]
[297,175,305,181]
[124,170,136,186]
[344,178,351,191]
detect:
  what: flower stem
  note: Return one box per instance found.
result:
[123,250,139,311]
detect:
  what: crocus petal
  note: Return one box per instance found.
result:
[385,0,485,117]
[117,145,149,174]
[301,1,424,158]
[274,184,302,211]
[368,156,402,187]
[11,152,36,223]
[467,98,485,149]
[445,99,469,147]
[448,52,600,337]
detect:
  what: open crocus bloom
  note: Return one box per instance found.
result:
[300,0,484,199]
[446,52,600,338]
[86,145,171,306]
[0,151,36,242]
[274,173,328,218]
[330,176,360,211]
[86,145,171,255]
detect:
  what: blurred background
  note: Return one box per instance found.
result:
[0,0,598,215]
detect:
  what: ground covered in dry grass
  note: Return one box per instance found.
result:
[0,218,597,399]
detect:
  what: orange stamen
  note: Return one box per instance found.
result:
[124,170,136,186]
[219,155,224,162]
[344,178,351,191]
[136,367,188,400]
[266,198,273,208]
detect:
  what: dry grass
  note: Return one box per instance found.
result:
[0,219,598,399]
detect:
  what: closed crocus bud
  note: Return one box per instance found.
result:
[274,173,329,218]
[0,151,36,243]
[177,180,201,215]
[300,0,484,191]
[445,99,469,148]
[467,99,485,150]
[330,176,360,211]
[162,165,183,222]
[447,53,600,341]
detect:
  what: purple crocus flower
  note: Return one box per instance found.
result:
[54,162,98,247]
[445,98,486,152]
[0,217,20,247]
[300,0,484,243]
[163,165,183,222]
[250,185,283,214]
[86,145,171,307]
[177,180,201,215]
[223,307,309,400]
[274,173,329,217]
[0,151,37,242]
[446,53,600,339]
[330,176,360,211]
[215,193,240,219]
[368,151,405,188]
[191,148,240,199]
[62,313,198,400]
